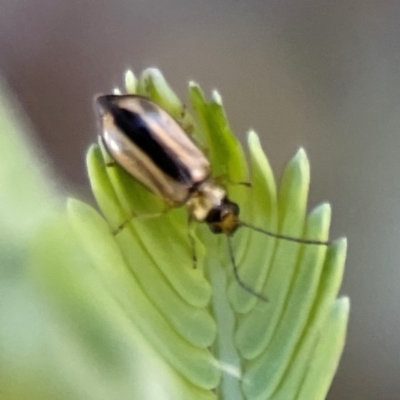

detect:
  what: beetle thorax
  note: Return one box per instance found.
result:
[186,181,226,222]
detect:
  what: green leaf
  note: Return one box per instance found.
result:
[86,68,349,399]
[0,68,349,400]
[0,78,59,238]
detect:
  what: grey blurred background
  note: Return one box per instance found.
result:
[0,0,399,399]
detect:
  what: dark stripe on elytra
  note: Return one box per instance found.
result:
[110,104,193,184]
[102,134,168,198]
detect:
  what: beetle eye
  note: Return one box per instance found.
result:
[205,208,222,224]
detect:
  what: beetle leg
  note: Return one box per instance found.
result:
[187,215,197,268]
[112,207,170,235]
[214,174,252,188]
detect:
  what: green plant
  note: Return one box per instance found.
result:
[0,69,349,400]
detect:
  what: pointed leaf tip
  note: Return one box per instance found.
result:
[141,67,163,79]
[294,147,308,162]
[124,69,138,93]
[247,130,262,151]
[247,129,258,140]
[311,201,332,217]
[285,148,310,182]
[211,90,222,105]
[332,236,348,250]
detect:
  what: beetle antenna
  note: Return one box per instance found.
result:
[239,221,330,246]
[226,236,268,302]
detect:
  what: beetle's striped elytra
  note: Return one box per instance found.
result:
[97,95,210,207]
[96,94,330,301]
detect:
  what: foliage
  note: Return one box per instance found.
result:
[0,69,349,400]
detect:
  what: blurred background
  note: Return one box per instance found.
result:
[0,0,399,399]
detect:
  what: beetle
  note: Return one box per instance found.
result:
[96,94,329,300]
